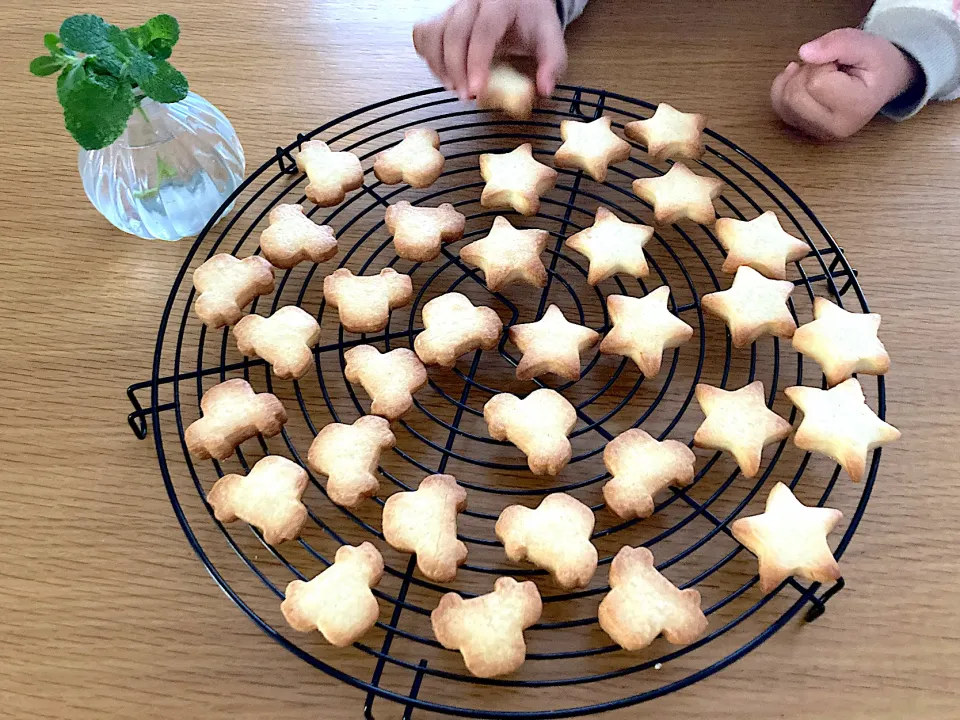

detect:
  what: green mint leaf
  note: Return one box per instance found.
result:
[30,56,64,77]
[58,68,135,150]
[125,14,179,57]
[60,14,111,54]
[137,58,188,103]
[44,33,61,53]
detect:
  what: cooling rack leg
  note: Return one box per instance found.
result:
[804,577,846,622]
[401,660,429,720]
[125,381,176,439]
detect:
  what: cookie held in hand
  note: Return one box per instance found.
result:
[479,143,557,216]
[307,415,396,507]
[554,116,631,183]
[599,546,708,651]
[701,265,797,347]
[207,455,308,545]
[508,305,600,381]
[693,381,792,478]
[632,162,724,225]
[281,542,384,646]
[432,576,542,678]
[414,292,503,368]
[259,204,338,269]
[323,268,413,333]
[496,493,598,589]
[564,207,653,286]
[185,379,287,461]
[344,345,428,420]
[233,306,321,380]
[484,388,577,476]
[296,140,364,207]
[784,378,900,482]
[384,201,465,262]
[459,216,550,292]
[624,103,707,161]
[478,64,536,120]
[193,254,275,329]
[603,429,696,520]
[383,474,468,582]
[731,482,843,593]
[374,128,445,188]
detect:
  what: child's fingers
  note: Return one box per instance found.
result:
[770,61,801,111]
[442,0,481,99]
[782,71,841,139]
[533,19,567,96]
[804,64,860,112]
[413,17,450,89]
[799,28,869,68]
[466,3,512,97]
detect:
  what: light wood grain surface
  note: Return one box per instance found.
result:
[2,1,959,718]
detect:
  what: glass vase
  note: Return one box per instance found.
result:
[79,92,246,241]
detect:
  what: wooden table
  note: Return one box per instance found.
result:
[3,0,958,717]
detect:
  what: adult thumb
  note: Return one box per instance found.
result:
[799,28,870,67]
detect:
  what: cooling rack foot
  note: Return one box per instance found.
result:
[804,577,846,622]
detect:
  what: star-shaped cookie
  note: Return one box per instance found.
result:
[599,286,694,377]
[792,297,891,387]
[693,381,792,478]
[564,207,654,286]
[624,103,707,161]
[479,143,558,216]
[784,378,901,482]
[715,211,810,280]
[731,482,843,593]
[632,162,724,226]
[701,265,797,347]
[602,428,697,520]
[554,116,631,183]
[459,216,549,292]
[507,305,601,381]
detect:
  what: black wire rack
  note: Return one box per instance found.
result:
[126,85,887,718]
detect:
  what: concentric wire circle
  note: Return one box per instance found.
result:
[138,86,887,718]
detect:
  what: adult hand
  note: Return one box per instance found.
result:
[771,28,921,140]
[413,0,567,100]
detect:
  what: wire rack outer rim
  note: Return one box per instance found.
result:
[133,85,885,719]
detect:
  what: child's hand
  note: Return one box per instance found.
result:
[413,0,567,100]
[771,28,921,140]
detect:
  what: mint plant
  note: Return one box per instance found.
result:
[30,14,189,150]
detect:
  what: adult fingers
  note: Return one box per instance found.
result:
[413,16,450,89]
[443,0,481,98]
[799,28,870,68]
[466,2,512,97]
[532,15,567,96]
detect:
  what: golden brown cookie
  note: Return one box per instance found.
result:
[599,546,708,651]
[714,211,809,280]
[554,116,631,183]
[624,103,707,161]
[323,267,413,333]
[483,389,577,475]
[258,204,338,269]
[693,381,792,478]
[632,162,724,225]
[193,254,276,329]
[184,379,287,461]
[599,286,694,377]
[508,304,600,381]
[564,207,653,286]
[701,265,797,347]
[459,216,549,292]
[784,378,901,482]
[207,455,308,545]
[296,140,364,207]
[602,429,696,520]
[477,64,536,119]
[343,345,428,420]
[307,415,396,507]
[383,474,468,582]
[731,482,843,593]
[496,493,598,589]
[414,292,503,367]
[384,201,466,262]
[233,306,321,380]
[281,542,384,646]
[431,576,542,678]
[374,128,445,188]
[791,297,890,387]
[479,143,557,216]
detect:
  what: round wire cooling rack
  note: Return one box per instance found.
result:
[126,85,889,719]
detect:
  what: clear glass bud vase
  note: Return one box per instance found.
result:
[79,92,245,241]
